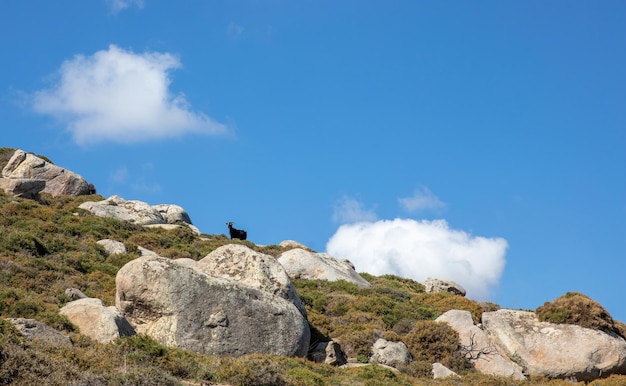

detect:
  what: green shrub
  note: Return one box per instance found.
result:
[480,301,501,312]
[352,364,412,386]
[2,230,49,257]
[333,323,381,358]
[403,320,472,374]
[397,360,433,378]
[0,318,23,344]
[11,300,42,318]
[418,291,484,324]
[214,354,287,386]
[536,292,622,337]
[285,367,326,386]
[120,334,167,358]
[39,312,76,333]
[392,317,419,335]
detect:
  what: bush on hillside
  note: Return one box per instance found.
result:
[417,291,484,324]
[536,292,623,338]
[402,320,473,375]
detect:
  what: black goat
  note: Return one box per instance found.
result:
[227,222,247,240]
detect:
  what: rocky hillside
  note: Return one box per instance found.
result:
[1,147,626,386]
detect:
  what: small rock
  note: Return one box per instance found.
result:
[424,277,466,296]
[432,362,460,379]
[97,239,127,256]
[309,341,347,366]
[370,338,411,368]
[65,288,88,301]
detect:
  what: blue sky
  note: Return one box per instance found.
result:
[2,1,625,320]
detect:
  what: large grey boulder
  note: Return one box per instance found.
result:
[115,255,310,357]
[197,244,307,318]
[7,318,72,347]
[59,298,136,343]
[0,178,46,199]
[424,277,466,297]
[370,338,412,368]
[436,310,525,380]
[2,149,89,196]
[482,309,626,381]
[278,248,370,288]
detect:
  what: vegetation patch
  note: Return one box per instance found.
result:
[536,292,623,338]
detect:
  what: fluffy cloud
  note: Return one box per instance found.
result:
[32,45,228,145]
[332,196,378,223]
[326,218,508,300]
[399,186,445,212]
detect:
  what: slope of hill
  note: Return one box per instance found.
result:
[1,148,626,385]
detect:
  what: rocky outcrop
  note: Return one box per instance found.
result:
[197,244,307,318]
[7,318,72,347]
[1,149,89,196]
[279,240,309,249]
[424,277,466,297]
[79,196,199,235]
[79,196,165,225]
[152,204,192,224]
[115,255,310,357]
[308,341,347,366]
[370,338,412,368]
[436,310,525,380]
[278,248,370,288]
[59,298,136,343]
[482,309,626,381]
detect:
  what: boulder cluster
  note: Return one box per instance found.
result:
[60,240,371,359]
[0,149,90,198]
[3,148,626,383]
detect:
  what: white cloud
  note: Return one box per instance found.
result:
[332,196,377,224]
[399,186,445,212]
[105,0,144,14]
[32,45,228,145]
[326,218,508,300]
